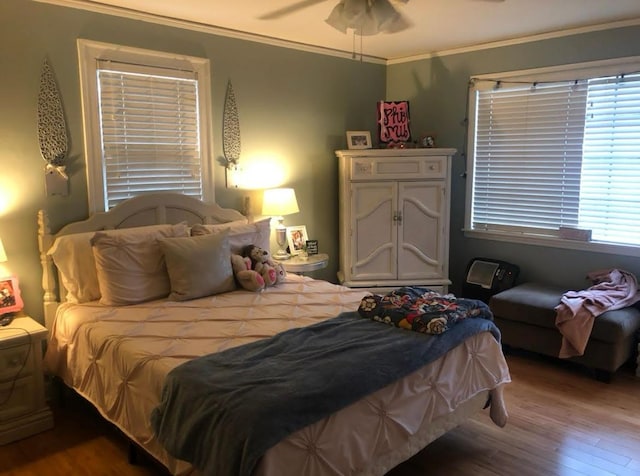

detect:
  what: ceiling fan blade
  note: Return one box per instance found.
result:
[258,0,327,20]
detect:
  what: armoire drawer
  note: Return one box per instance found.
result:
[350,156,447,181]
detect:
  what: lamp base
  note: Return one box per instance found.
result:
[273,249,291,260]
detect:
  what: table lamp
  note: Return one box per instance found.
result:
[262,188,299,260]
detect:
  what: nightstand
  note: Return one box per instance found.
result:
[280,253,329,274]
[0,316,54,445]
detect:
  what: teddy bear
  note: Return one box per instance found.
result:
[230,253,266,292]
[242,244,286,286]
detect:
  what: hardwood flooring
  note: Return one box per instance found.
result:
[1,353,639,476]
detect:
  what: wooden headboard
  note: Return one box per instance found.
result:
[38,193,247,329]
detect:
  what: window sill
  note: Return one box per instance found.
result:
[463,229,640,258]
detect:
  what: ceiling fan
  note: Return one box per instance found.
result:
[259,0,410,36]
[259,0,504,36]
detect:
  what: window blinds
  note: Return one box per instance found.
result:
[472,73,640,246]
[472,81,588,233]
[97,63,202,210]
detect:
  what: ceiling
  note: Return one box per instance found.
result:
[52,0,640,61]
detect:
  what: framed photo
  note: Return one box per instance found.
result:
[346,131,372,150]
[0,276,24,315]
[286,225,308,255]
[419,132,437,148]
[305,240,319,255]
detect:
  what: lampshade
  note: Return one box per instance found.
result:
[262,188,300,217]
[0,238,6,263]
[325,0,410,36]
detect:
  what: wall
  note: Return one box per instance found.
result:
[387,25,640,295]
[0,0,386,323]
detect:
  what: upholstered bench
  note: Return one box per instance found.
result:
[489,282,640,381]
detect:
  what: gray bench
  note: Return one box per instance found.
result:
[489,282,640,381]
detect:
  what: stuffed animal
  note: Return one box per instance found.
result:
[230,253,265,292]
[242,244,286,286]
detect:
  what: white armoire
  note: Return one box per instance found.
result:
[336,148,455,293]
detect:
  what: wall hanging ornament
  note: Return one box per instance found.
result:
[377,100,411,146]
[223,80,241,188]
[38,58,69,195]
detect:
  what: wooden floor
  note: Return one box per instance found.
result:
[1,353,639,476]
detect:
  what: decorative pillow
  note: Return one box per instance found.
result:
[160,231,236,301]
[48,223,188,304]
[48,230,102,303]
[91,223,189,306]
[191,218,271,255]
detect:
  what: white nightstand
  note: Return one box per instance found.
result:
[279,253,329,275]
[0,316,54,445]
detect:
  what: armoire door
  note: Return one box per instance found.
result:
[350,182,397,281]
[397,181,445,281]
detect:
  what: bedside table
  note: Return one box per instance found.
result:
[0,316,54,445]
[279,253,329,274]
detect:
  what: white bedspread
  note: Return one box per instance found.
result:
[44,275,510,475]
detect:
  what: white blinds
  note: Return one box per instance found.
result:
[97,64,202,210]
[473,82,588,232]
[580,74,640,245]
[471,73,640,247]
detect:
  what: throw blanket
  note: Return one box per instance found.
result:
[151,311,499,476]
[555,268,640,358]
[358,286,493,334]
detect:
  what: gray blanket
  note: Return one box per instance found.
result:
[151,311,499,476]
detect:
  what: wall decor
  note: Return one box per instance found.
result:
[377,100,411,145]
[223,80,240,161]
[0,276,24,316]
[38,58,69,195]
[346,130,372,150]
[286,225,308,256]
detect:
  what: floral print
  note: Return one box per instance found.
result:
[358,287,492,336]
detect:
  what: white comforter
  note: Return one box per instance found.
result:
[44,275,510,475]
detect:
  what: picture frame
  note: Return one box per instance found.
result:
[346,131,372,150]
[419,132,437,148]
[0,276,24,315]
[286,225,308,255]
[305,240,319,256]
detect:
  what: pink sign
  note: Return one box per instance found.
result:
[377,101,411,144]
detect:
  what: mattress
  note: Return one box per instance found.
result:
[44,275,511,475]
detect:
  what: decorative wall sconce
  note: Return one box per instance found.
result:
[262,188,299,260]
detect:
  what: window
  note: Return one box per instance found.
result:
[466,57,640,254]
[78,40,214,212]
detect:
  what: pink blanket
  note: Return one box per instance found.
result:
[555,269,640,358]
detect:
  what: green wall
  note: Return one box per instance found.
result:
[387,25,640,295]
[0,0,386,323]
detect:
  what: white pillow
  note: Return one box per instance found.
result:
[160,231,236,301]
[48,223,188,303]
[91,223,189,306]
[191,218,271,255]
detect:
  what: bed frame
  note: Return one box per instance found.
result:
[38,192,246,330]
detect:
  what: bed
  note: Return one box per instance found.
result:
[38,192,511,476]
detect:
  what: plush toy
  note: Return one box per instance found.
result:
[230,253,265,292]
[242,244,286,286]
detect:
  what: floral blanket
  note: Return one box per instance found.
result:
[358,286,493,334]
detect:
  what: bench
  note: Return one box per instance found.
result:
[489,282,640,381]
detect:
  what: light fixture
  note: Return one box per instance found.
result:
[0,238,6,263]
[325,0,411,36]
[262,188,300,260]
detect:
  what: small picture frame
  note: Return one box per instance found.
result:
[346,131,372,150]
[0,276,24,315]
[305,240,319,256]
[419,133,437,148]
[286,225,308,255]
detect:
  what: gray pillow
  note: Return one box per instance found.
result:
[160,231,236,301]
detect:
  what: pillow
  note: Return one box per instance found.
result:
[191,218,271,255]
[48,223,188,304]
[160,231,236,301]
[91,223,189,306]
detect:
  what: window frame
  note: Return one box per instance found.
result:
[465,55,640,258]
[77,39,215,213]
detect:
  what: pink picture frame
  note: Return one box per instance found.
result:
[0,276,24,315]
